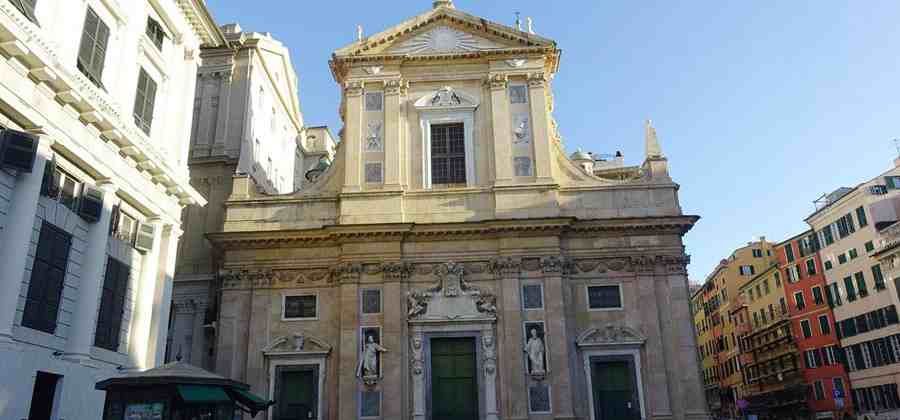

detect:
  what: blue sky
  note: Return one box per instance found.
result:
[206,1,900,282]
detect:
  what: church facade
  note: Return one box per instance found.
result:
[206,2,710,419]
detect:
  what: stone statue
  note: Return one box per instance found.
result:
[524,328,546,376]
[293,333,305,351]
[357,334,388,382]
[407,291,427,318]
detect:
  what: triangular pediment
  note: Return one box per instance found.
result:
[263,332,332,356]
[333,6,555,58]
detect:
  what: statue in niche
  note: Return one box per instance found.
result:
[366,121,383,151]
[513,115,530,144]
[357,334,388,385]
[524,327,546,378]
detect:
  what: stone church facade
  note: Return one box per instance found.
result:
[206,2,711,419]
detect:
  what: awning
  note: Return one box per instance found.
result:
[177,385,232,404]
[228,388,274,417]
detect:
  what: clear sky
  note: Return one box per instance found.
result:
[206,0,900,282]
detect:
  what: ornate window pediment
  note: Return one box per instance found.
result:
[407,262,496,322]
[414,86,479,110]
[576,325,647,348]
[263,332,332,357]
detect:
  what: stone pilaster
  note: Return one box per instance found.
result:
[64,180,117,361]
[541,256,575,418]
[488,74,513,185]
[527,73,553,183]
[0,135,52,347]
[382,262,409,419]
[334,262,362,420]
[211,70,233,156]
[343,81,364,193]
[491,256,526,419]
[482,330,500,420]
[132,218,164,369]
[632,255,674,420]
[150,224,185,368]
[383,80,406,189]
[410,332,426,420]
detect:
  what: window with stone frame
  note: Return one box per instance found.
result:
[360,288,382,315]
[22,222,72,334]
[95,257,129,351]
[133,68,158,135]
[430,123,466,185]
[145,17,166,51]
[283,295,317,320]
[587,285,622,310]
[521,284,544,310]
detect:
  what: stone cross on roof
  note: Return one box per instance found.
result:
[433,0,454,9]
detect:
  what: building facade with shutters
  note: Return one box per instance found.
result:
[806,158,900,418]
[0,0,222,419]
[166,22,336,372]
[199,2,710,420]
[690,239,778,418]
[776,231,853,418]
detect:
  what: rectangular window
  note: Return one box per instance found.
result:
[819,315,832,335]
[77,7,109,87]
[22,222,72,334]
[364,162,383,184]
[430,123,466,185]
[845,277,857,301]
[785,244,795,262]
[805,349,818,368]
[27,372,62,420]
[849,248,859,260]
[360,289,382,315]
[873,265,886,290]
[806,259,817,276]
[795,292,806,310]
[824,260,834,270]
[587,285,622,310]
[812,287,824,305]
[145,17,165,51]
[814,381,825,400]
[801,319,813,338]
[822,226,835,245]
[522,284,544,310]
[283,295,317,320]
[739,265,755,276]
[95,257,129,351]
[365,92,383,111]
[856,272,868,298]
[133,68,158,135]
[509,85,528,104]
[857,206,869,228]
[838,253,848,265]
[866,241,875,253]
[752,249,763,258]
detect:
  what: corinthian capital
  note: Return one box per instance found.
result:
[489,257,521,276]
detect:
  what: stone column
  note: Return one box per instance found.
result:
[343,82,364,193]
[335,263,362,420]
[527,73,553,183]
[0,135,52,347]
[383,80,406,189]
[541,257,575,418]
[131,218,164,369]
[633,256,674,420]
[491,257,526,419]
[150,224,184,367]
[488,74,513,185]
[64,181,117,361]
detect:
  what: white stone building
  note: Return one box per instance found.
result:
[0,0,222,419]
[169,23,335,370]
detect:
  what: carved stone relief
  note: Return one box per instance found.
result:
[512,114,531,145]
[366,121,383,151]
[388,26,502,55]
[406,262,497,321]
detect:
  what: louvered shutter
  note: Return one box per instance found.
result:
[95,260,116,348]
[109,261,129,348]
[22,223,71,334]
[77,9,98,71]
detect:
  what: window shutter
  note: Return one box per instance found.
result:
[78,9,98,71]
[887,177,899,189]
[110,261,129,348]
[108,204,120,236]
[92,18,109,80]
[23,224,71,334]
[134,222,156,252]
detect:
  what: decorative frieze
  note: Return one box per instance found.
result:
[485,73,508,90]
[381,261,412,281]
[331,262,363,284]
[489,256,520,277]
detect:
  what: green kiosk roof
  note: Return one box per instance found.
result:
[177,385,232,404]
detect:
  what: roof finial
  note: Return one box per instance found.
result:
[433,0,454,9]
[527,17,534,34]
[645,119,664,159]
[515,12,522,31]
[357,25,364,42]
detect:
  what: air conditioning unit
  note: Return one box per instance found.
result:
[0,128,39,172]
[77,185,104,223]
[134,223,156,252]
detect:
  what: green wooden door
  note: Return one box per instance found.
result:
[431,338,478,420]
[591,359,640,420]
[275,366,318,420]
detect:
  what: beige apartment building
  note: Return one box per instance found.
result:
[806,157,900,418]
